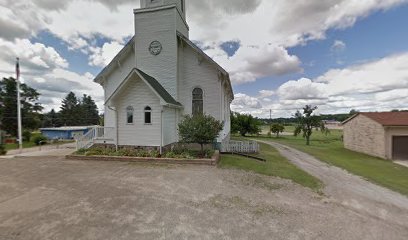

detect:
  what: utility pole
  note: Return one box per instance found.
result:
[16,58,23,153]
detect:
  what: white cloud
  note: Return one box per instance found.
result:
[46,1,135,45]
[188,0,407,47]
[188,0,407,84]
[89,41,125,67]
[331,40,346,52]
[231,93,263,114]
[278,53,408,114]
[375,88,408,101]
[316,53,408,95]
[0,38,68,75]
[0,38,103,112]
[208,44,302,84]
[278,78,328,100]
[2,0,404,85]
[1,0,408,113]
[232,52,408,117]
[23,68,103,112]
[258,90,275,98]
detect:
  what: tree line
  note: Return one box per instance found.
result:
[230,105,329,145]
[43,92,100,127]
[0,77,100,137]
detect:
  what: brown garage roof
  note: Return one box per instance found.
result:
[343,112,408,126]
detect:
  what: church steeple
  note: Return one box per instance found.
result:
[134,0,188,99]
[140,0,186,19]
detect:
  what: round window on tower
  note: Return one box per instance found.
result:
[149,41,162,55]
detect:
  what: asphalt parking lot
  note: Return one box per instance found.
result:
[0,156,407,240]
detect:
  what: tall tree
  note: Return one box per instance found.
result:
[80,94,99,125]
[0,77,43,136]
[294,105,328,145]
[60,92,80,126]
[42,109,61,127]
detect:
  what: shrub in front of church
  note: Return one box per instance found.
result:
[77,147,160,158]
[178,114,223,156]
[163,148,214,159]
[74,147,214,159]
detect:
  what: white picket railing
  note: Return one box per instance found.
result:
[221,140,260,153]
[76,126,115,150]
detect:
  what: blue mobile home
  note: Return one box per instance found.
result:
[40,127,93,140]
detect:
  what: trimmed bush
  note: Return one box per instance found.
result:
[0,145,6,155]
[33,134,47,145]
[23,130,32,142]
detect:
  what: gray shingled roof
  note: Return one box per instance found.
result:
[136,69,182,107]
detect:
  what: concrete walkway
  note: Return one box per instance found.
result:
[258,140,408,231]
[1,143,76,158]
[395,160,408,168]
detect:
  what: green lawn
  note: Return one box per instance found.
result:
[255,129,408,196]
[261,124,296,135]
[4,142,37,151]
[219,142,322,192]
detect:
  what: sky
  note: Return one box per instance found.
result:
[1,0,408,118]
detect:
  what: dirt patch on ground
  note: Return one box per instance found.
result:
[0,156,407,239]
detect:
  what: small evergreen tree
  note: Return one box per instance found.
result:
[80,94,99,125]
[178,114,223,154]
[60,92,80,126]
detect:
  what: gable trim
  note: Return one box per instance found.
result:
[341,113,359,125]
[105,68,182,109]
[94,37,135,84]
[177,31,234,101]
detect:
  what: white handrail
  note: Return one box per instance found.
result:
[76,126,115,150]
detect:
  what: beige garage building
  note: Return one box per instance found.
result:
[342,112,408,160]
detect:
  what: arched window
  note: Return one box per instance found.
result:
[192,88,203,116]
[181,0,184,12]
[126,106,134,124]
[144,106,152,124]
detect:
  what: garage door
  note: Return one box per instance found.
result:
[393,136,408,160]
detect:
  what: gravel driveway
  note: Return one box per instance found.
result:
[0,156,407,239]
[259,141,408,231]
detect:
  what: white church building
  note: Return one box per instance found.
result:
[91,0,234,151]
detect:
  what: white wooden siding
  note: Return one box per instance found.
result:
[113,75,162,146]
[177,44,232,142]
[100,2,232,147]
[176,11,188,37]
[141,0,185,19]
[178,45,222,120]
[162,107,178,145]
[104,51,136,101]
[135,8,178,99]
[103,105,116,140]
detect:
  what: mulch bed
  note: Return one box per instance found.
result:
[65,151,220,166]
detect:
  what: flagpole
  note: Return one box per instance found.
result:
[16,58,23,153]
